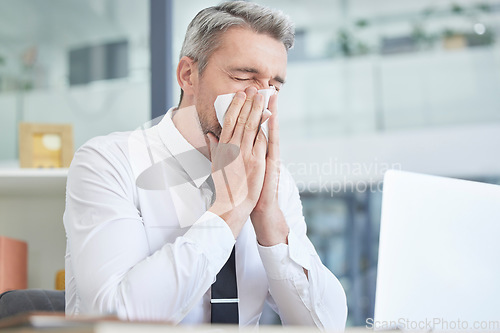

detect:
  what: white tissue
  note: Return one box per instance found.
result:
[214,88,275,139]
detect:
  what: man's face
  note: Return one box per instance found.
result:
[193,27,288,139]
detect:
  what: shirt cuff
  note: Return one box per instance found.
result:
[183,211,235,275]
[257,229,312,280]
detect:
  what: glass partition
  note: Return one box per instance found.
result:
[0,0,150,163]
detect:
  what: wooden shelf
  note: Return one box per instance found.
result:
[0,168,68,196]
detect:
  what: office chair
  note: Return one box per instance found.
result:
[0,289,65,320]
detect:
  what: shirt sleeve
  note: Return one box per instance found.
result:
[64,138,235,323]
[257,166,347,331]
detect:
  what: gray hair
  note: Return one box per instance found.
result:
[180,1,295,75]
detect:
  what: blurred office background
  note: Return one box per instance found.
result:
[1,0,500,326]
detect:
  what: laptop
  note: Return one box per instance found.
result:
[374,170,500,330]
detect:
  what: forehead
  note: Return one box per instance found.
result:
[211,27,288,76]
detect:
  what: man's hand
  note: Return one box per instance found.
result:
[250,94,289,246]
[208,87,271,238]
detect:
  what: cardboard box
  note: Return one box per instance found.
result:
[0,236,28,293]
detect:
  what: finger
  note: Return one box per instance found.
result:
[267,94,279,162]
[241,93,264,152]
[230,87,257,144]
[253,128,268,159]
[268,92,278,115]
[219,91,246,144]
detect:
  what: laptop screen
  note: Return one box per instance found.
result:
[373,170,500,331]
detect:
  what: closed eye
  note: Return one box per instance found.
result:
[231,74,281,91]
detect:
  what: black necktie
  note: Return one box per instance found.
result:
[211,246,239,324]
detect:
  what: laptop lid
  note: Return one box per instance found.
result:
[374,170,500,330]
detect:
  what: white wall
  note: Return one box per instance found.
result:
[0,80,149,161]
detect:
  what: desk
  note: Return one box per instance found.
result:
[0,313,372,333]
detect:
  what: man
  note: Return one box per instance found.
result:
[64,1,347,329]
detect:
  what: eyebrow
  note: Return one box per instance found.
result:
[230,67,286,85]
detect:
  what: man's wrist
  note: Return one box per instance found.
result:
[209,201,252,239]
[251,207,289,247]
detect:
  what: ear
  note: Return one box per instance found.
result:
[176,56,198,98]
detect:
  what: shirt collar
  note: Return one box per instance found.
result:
[157,107,212,188]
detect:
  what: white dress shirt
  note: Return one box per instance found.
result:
[64,108,347,330]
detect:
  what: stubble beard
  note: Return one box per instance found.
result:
[197,105,222,140]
